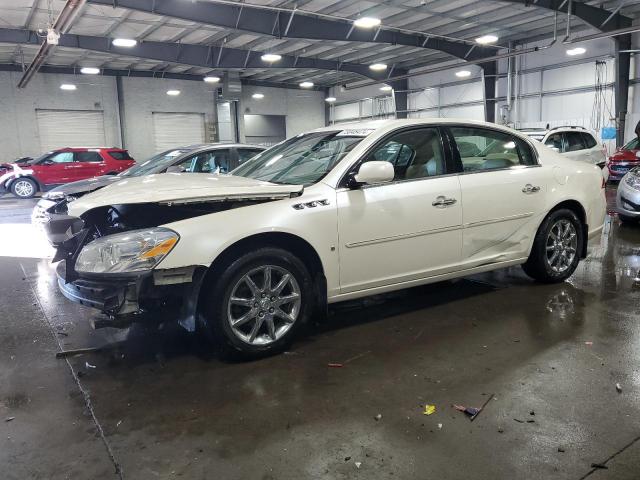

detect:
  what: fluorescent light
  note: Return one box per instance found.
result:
[380,85,392,91]
[567,47,586,56]
[475,34,498,44]
[455,70,471,78]
[60,84,76,91]
[252,93,264,99]
[325,97,336,102]
[299,81,314,88]
[80,67,99,75]
[354,17,381,29]
[204,76,220,83]
[112,38,137,47]
[166,90,180,96]
[369,63,387,71]
[261,53,282,62]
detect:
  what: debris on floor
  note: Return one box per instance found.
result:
[584,341,593,346]
[355,462,362,469]
[85,361,96,369]
[5,417,15,422]
[327,363,343,368]
[423,404,436,416]
[616,383,622,393]
[56,346,103,359]
[453,404,481,417]
[514,418,525,423]
[558,447,565,453]
[374,414,382,421]
[437,423,443,430]
[591,463,608,470]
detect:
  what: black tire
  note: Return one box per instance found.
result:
[201,247,313,359]
[10,177,37,199]
[522,208,584,283]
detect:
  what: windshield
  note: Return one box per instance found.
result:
[230,132,364,185]
[622,138,639,151]
[119,149,191,177]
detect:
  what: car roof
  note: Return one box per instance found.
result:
[175,143,266,152]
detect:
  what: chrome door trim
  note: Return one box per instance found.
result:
[345,224,463,249]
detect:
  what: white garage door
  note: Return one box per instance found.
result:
[36,109,106,152]
[152,112,205,151]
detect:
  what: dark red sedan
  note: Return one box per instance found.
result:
[0,147,135,198]
[607,138,640,181]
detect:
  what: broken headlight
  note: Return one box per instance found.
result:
[75,228,179,274]
[624,169,640,190]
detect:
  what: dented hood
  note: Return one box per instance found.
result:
[68,173,303,216]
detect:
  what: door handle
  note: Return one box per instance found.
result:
[522,184,541,194]
[432,195,457,208]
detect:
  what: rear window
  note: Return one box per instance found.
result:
[109,150,134,160]
[580,133,597,149]
[75,151,102,162]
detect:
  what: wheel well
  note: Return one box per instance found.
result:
[549,200,588,258]
[201,232,327,313]
[7,176,40,192]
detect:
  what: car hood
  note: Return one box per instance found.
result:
[48,175,121,196]
[68,173,304,216]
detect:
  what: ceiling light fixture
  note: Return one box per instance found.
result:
[566,47,586,56]
[369,63,387,71]
[252,93,265,99]
[325,97,337,102]
[299,81,314,88]
[112,38,137,47]
[380,85,392,91]
[166,90,180,96]
[204,76,220,83]
[261,53,282,62]
[475,34,499,44]
[455,70,471,78]
[60,84,76,90]
[353,17,381,29]
[80,67,99,75]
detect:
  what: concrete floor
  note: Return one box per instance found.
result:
[1,188,639,480]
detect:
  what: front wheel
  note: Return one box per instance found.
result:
[11,178,37,198]
[522,209,584,283]
[201,247,313,359]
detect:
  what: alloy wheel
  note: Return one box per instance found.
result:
[545,219,578,273]
[14,180,34,197]
[227,265,301,346]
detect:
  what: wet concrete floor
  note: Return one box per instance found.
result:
[1,188,639,479]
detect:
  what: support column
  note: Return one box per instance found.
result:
[390,78,408,119]
[115,76,126,148]
[615,34,631,148]
[481,61,497,124]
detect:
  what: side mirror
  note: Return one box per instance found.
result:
[166,165,185,173]
[352,161,394,187]
[40,159,54,165]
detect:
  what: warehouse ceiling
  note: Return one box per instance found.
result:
[0,0,637,87]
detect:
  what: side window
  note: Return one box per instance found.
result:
[207,150,231,173]
[581,133,597,149]
[564,132,586,152]
[109,151,134,160]
[237,148,262,163]
[545,133,564,152]
[363,128,445,181]
[47,152,74,164]
[75,151,103,163]
[451,127,535,171]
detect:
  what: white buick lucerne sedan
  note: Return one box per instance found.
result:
[44,119,606,358]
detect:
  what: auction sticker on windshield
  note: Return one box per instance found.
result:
[336,129,375,137]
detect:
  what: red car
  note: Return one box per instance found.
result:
[607,138,640,181]
[0,147,135,198]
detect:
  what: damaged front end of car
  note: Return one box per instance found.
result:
[46,196,284,331]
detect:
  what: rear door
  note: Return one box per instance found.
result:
[580,132,606,165]
[72,150,105,180]
[562,131,589,162]
[449,125,547,268]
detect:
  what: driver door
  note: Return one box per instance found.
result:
[39,151,75,184]
[336,127,462,293]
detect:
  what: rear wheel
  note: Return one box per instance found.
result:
[522,209,584,283]
[10,178,37,199]
[201,247,313,359]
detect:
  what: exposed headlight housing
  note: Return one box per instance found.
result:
[624,169,640,190]
[43,191,65,200]
[75,228,179,274]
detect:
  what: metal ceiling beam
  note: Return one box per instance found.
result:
[0,28,400,83]
[497,0,632,31]
[85,0,493,61]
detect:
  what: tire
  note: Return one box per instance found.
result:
[10,177,37,199]
[201,247,313,359]
[522,208,584,283]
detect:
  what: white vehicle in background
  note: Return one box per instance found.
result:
[44,119,606,358]
[519,126,609,181]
